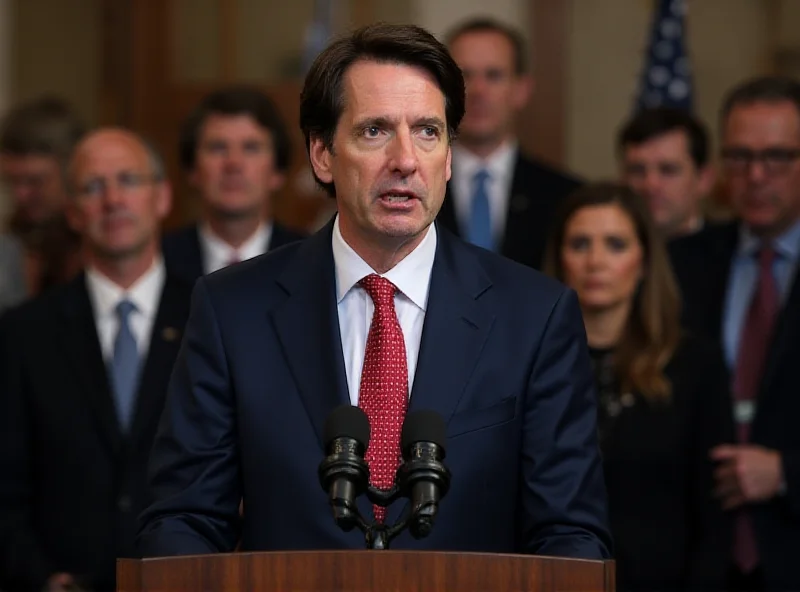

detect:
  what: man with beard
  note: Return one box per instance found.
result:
[162,87,305,283]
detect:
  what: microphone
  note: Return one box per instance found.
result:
[318,405,371,531]
[396,410,451,539]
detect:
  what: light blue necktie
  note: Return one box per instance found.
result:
[109,299,139,432]
[467,169,493,250]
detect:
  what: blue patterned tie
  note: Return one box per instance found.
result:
[467,169,493,250]
[109,300,139,431]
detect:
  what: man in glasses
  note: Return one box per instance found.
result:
[669,76,800,592]
[0,128,192,592]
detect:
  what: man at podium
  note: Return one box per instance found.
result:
[137,23,612,560]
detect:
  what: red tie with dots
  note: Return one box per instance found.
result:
[358,274,409,523]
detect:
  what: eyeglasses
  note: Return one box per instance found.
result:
[76,171,159,198]
[721,147,800,175]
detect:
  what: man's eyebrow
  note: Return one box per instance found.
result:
[351,116,447,131]
[352,116,395,131]
[414,117,446,130]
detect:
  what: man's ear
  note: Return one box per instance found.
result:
[309,137,334,185]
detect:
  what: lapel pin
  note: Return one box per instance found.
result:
[162,327,180,342]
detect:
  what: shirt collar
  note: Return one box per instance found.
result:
[331,215,437,311]
[85,257,165,319]
[452,140,517,182]
[737,217,800,261]
[199,221,271,261]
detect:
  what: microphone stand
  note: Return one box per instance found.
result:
[361,485,409,549]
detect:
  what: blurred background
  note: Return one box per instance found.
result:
[1,0,799,232]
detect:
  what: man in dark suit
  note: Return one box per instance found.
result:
[0,128,192,591]
[137,22,611,559]
[162,86,305,284]
[617,107,717,239]
[435,18,581,269]
[668,76,800,592]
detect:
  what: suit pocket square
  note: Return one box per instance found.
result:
[448,396,517,437]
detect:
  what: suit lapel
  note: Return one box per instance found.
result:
[385,226,495,525]
[271,223,350,449]
[128,275,190,448]
[59,274,123,455]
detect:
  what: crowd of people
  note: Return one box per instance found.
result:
[0,17,798,592]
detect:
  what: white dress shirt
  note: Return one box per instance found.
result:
[85,258,166,362]
[451,141,517,244]
[199,222,272,275]
[332,216,437,405]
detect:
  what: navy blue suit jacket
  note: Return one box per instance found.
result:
[137,220,612,558]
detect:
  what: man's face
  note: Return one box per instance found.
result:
[67,130,171,262]
[0,153,67,226]
[189,114,284,220]
[722,101,800,237]
[309,60,451,257]
[448,30,529,147]
[621,130,713,236]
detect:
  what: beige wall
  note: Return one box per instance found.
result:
[1,0,785,189]
[0,0,11,216]
[413,0,526,41]
[567,0,772,180]
[12,0,99,125]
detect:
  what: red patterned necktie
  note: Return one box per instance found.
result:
[357,274,409,523]
[732,244,779,573]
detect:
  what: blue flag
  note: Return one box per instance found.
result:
[302,0,335,74]
[633,0,693,112]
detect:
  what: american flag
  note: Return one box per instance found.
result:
[633,0,693,111]
[302,0,335,74]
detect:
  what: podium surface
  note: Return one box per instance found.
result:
[118,550,615,591]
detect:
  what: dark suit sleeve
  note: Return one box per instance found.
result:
[136,279,241,556]
[0,314,54,590]
[685,338,735,591]
[518,288,613,559]
[781,451,800,518]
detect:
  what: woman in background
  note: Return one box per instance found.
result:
[544,182,734,591]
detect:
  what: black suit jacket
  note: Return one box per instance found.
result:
[599,333,734,591]
[0,271,192,592]
[437,150,582,269]
[162,222,306,285]
[668,221,800,591]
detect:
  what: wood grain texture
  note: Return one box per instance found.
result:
[118,551,614,592]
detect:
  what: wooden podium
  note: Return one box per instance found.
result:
[117,550,615,591]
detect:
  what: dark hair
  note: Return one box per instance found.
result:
[721,75,800,128]
[0,95,86,164]
[543,182,681,402]
[179,85,292,173]
[300,22,465,197]
[618,107,710,169]
[444,17,527,75]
